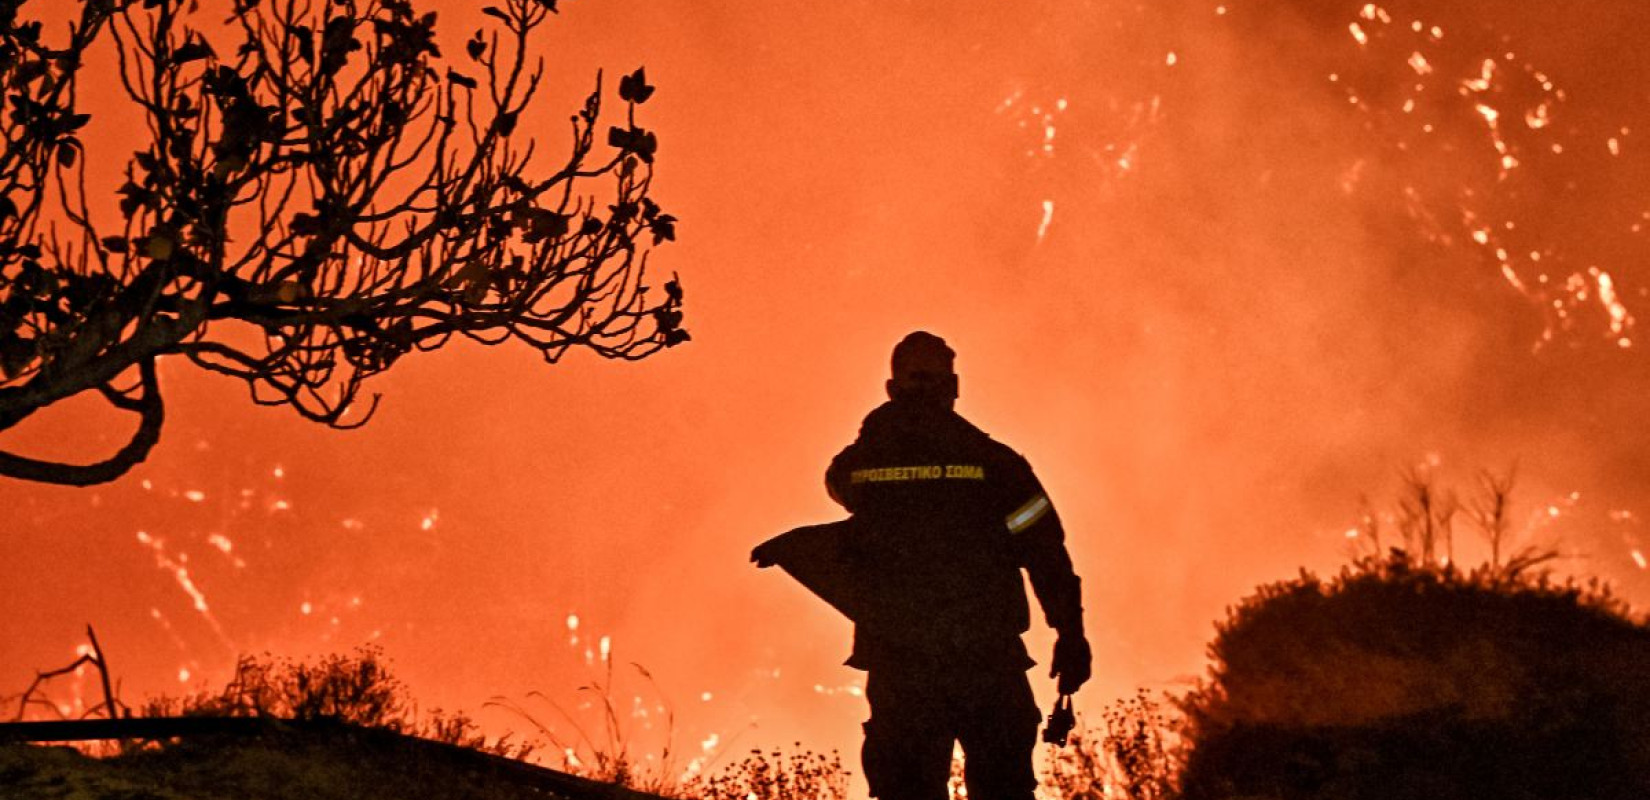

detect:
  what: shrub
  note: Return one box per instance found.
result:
[1177,550,1650,799]
[1042,690,1179,800]
[140,646,533,760]
[681,745,849,800]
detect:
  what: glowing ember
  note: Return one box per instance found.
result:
[1596,270,1633,342]
[133,530,225,643]
[1037,200,1055,242]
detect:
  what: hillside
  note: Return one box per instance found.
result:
[0,720,664,800]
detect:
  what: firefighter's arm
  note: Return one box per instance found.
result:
[1009,492,1085,635]
[1005,460,1090,693]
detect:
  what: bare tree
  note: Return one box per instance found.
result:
[1396,466,1457,566]
[0,0,686,486]
[1469,465,1517,569]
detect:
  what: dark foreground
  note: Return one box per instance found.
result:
[0,720,659,800]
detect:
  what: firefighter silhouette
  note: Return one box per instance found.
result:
[754,331,1090,800]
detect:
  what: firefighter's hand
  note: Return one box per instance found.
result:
[750,543,777,568]
[1050,634,1092,695]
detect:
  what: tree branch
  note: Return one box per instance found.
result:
[0,358,163,486]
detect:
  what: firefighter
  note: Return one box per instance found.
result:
[825,331,1090,800]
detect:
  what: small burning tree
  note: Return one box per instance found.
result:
[0,0,685,485]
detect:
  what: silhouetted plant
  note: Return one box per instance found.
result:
[0,0,685,486]
[1177,548,1650,799]
[1041,691,1180,800]
[135,646,535,759]
[9,624,127,722]
[1349,464,1555,576]
[488,655,686,793]
[682,745,848,800]
[185,647,409,728]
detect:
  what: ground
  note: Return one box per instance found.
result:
[0,724,654,800]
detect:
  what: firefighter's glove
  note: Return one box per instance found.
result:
[750,542,777,568]
[1050,634,1091,695]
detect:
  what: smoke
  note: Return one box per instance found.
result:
[3,0,1650,783]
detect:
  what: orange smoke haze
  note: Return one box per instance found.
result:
[4,0,1650,783]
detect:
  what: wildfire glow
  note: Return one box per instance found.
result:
[3,0,1648,778]
[1333,2,1642,348]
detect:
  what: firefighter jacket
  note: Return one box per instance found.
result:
[825,399,1084,671]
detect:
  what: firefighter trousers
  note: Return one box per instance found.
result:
[861,662,1042,800]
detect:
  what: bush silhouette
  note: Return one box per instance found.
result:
[1177,551,1650,800]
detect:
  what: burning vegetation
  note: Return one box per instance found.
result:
[10,511,1649,800]
[7,0,1650,797]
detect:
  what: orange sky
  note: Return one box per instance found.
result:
[4,0,1650,785]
